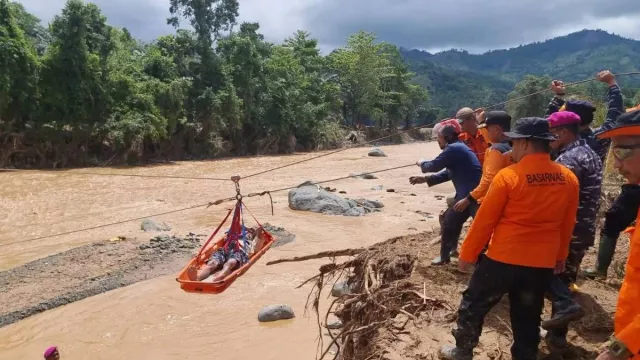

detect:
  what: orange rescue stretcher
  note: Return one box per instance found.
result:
[176,199,274,294]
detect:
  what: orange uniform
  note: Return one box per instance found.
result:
[468,142,513,204]
[615,210,640,357]
[478,127,491,144]
[460,153,580,268]
[460,131,489,166]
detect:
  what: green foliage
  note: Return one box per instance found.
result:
[506,75,552,120]
[13,2,638,168]
[0,0,39,128]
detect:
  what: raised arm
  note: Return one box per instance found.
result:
[545,80,566,117]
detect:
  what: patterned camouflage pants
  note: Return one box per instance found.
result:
[557,240,587,286]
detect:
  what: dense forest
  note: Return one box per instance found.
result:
[2,0,640,169]
[0,0,428,167]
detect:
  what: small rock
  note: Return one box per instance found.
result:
[368,148,387,157]
[410,193,417,196]
[141,219,172,232]
[326,320,343,330]
[258,305,295,322]
[263,223,296,248]
[331,281,351,297]
[350,173,378,180]
[386,189,396,193]
[339,191,347,194]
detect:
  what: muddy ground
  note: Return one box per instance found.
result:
[0,224,295,328]
[297,229,629,360]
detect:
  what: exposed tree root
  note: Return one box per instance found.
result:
[289,233,449,360]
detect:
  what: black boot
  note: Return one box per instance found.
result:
[583,234,617,279]
[438,345,473,360]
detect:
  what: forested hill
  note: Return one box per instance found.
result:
[401,30,640,116]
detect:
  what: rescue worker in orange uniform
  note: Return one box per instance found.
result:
[438,117,580,360]
[594,109,640,360]
[457,107,489,166]
[453,111,513,212]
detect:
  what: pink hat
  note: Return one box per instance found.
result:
[44,346,58,358]
[548,111,581,128]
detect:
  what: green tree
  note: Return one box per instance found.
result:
[38,0,114,153]
[7,1,50,55]
[329,31,391,126]
[0,0,39,129]
[506,75,552,121]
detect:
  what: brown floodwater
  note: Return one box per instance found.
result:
[0,143,451,359]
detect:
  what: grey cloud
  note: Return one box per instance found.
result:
[19,0,175,40]
[301,0,640,51]
[16,0,640,51]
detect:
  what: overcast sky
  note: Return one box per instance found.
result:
[16,0,640,53]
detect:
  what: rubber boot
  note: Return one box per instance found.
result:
[583,234,617,279]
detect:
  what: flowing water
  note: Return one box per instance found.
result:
[0,142,451,359]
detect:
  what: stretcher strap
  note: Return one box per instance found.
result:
[195,205,235,260]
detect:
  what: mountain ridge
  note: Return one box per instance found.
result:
[400,29,640,116]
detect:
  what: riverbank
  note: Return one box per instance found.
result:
[296,230,626,359]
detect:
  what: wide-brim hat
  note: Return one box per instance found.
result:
[503,117,556,141]
[598,109,640,139]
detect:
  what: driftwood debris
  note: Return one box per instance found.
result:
[295,233,449,360]
[266,248,365,266]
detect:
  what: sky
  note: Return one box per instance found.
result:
[16,0,640,54]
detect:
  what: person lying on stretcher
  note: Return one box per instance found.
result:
[187,226,267,282]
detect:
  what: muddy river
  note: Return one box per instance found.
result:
[0,142,451,359]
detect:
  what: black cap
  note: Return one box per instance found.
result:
[484,111,511,130]
[504,117,556,141]
[565,100,596,126]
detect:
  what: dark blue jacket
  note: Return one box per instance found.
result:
[420,141,482,200]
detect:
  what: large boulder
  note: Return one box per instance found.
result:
[368,148,387,157]
[288,181,366,216]
[141,219,172,232]
[258,304,295,322]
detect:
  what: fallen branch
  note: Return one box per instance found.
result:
[428,236,442,246]
[267,248,365,266]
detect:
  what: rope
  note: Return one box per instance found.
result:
[4,72,639,246]
[0,202,212,248]
[0,168,229,181]
[485,72,640,110]
[211,163,416,206]
[241,72,640,180]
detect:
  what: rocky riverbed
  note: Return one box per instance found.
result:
[0,223,297,328]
